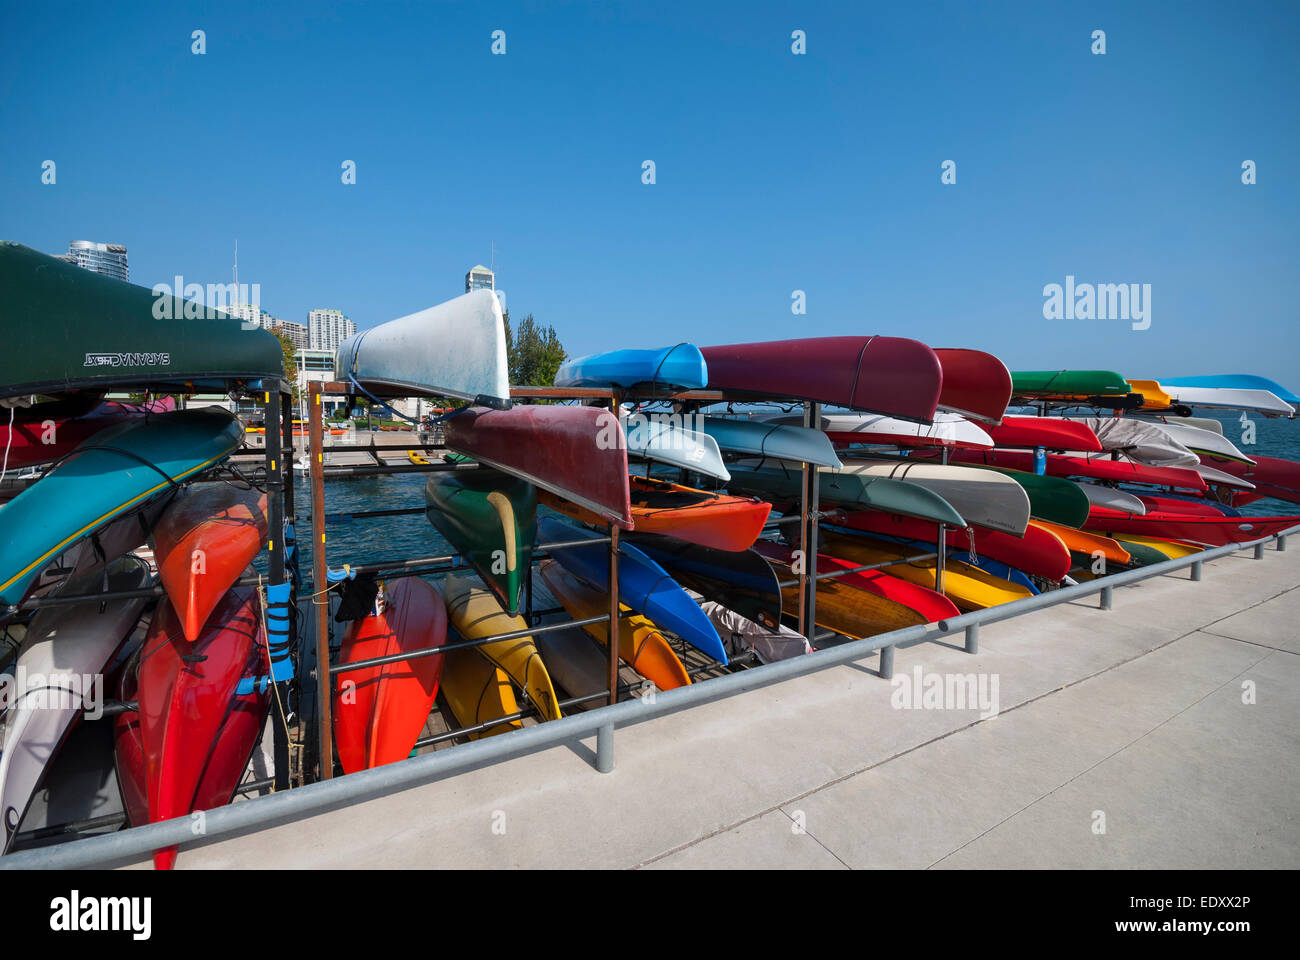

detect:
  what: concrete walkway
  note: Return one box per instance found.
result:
[141,545,1300,869]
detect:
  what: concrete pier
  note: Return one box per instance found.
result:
[132,544,1299,869]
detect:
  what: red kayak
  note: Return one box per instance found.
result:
[1137,495,1236,518]
[950,449,1208,492]
[1085,507,1300,547]
[753,540,959,623]
[0,396,175,469]
[1200,453,1300,507]
[933,348,1012,424]
[700,336,942,422]
[115,586,270,870]
[443,405,632,527]
[333,577,447,774]
[985,416,1104,453]
[827,511,1072,582]
[151,484,268,642]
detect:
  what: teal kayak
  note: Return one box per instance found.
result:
[555,344,707,391]
[0,242,283,397]
[0,409,243,606]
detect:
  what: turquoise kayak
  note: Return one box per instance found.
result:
[555,344,707,391]
[0,409,243,606]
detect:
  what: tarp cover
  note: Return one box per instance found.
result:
[1069,417,1200,467]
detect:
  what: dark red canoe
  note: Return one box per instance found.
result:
[1200,453,1300,507]
[829,511,1072,581]
[951,449,1208,492]
[933,348,1012,425]
[442,405,633,527]
[0,396,175,469]
[700,336,942,422]
[985,416,1104,453]
[1086,507,1300,547]
[115,586,270,870]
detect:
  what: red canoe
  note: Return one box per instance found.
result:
[1085,507,1300,547]
[115,586,270,869]
[985,416,1104,453]
[443,405,633,527]
[950,449,1208,492]
[1200,453,1300,507]
[333,577,448,774]
[827,511,1072,582]
[753,540,959,622]
[933,348,1012,425]
[0,396,176,469]
[1137,495,1235,517]
[700,336,942,422]
[151,484,268,642]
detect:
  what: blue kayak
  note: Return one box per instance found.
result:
[0,409,244,606]
[554,344,707,391]
[1157,375,1300,406]
[539,517,727,663]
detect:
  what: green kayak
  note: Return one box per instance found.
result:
[425,469,537,616]
[727,460,964,526]
[1011,370,1131,397]
[971,466,1090,528]
[1,241,283,397]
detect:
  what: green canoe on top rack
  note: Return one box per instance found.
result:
[0,241,284,397]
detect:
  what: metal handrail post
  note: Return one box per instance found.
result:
[308,382,333,780]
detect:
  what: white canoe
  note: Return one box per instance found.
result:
[622,415,730,481]
[1076,482,1147,515]
[701,416,843,468]
[764,411,994,449]
[1193,463,1255,490]
[1142,419,1254,464]
[334,289,510,406]
[0,556,151,851]
[836,457,1031,535]
[1158,385,1295,417]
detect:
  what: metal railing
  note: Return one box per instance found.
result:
[4,524,1294,870]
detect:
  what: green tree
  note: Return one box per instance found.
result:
[506,311,567,386]
[272,330,302,403]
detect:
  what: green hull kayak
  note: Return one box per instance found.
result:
[976,466,1090,528]
[1011,370,1131,397]
[727,460,964,526]
[1,241,283,397]
[425,470,537,616]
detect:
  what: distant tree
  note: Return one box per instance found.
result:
[506,311,567,386]
[272,330,302,403]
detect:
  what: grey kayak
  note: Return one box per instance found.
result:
[701,416,843,468]
[1076,482,1147,515]
[623,416,730,481]
[836,457,1031,535]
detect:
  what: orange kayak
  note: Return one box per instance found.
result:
[539,476,770,552]
[152,485,268,642]
[333,578,447,774]
[1028,518,1131,567]
[538,560,691,691]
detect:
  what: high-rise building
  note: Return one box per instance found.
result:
[309,308,356,353]
[264,316,310,350]
[57,240,129,281]
[465,265,494,293]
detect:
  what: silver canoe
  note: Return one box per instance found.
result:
[1193,464,1255,490]
[0,556,151,851]
[836,457,1031,535]
[334,289,510,406]
[700,416,843,468]
[623,415,730,481]
[765,411,994,449]
[1076,482,1147,515]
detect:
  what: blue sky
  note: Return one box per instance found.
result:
[2,0,1297,382]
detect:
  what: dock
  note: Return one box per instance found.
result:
[120,540,1299,869]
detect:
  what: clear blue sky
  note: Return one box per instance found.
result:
[2,0,1297,382]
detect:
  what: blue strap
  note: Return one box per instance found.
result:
[264,580,294,682]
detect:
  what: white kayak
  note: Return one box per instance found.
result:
[1192,463,1256,490]
[836,457,1031,535]
[0,556,151,851]
[622,415,730,481]
[1157,385,1295,418]
[334,289,510,406]
[763,411,994,449]
[1076,482,1147,515]
[1140,419,1254,464]
[701,416,843,468]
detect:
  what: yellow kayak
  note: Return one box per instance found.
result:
[438,647,523,739]
[537,561,691,691]
[408,450,431,465]
[443,572,562,722]
[1112,533,1203,561]
[819,530,1032,611]
[1126,379,1176,411]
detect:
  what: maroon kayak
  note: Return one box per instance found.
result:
[0,396,175,469]
[700,336,942,422]
[948,449,1209,492]
[933,349,1012,425]
[442,405,633,527]
[986,416,1104,453]
[1200,453,1300,507]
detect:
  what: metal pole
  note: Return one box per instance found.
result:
[1190,560,1203,581]
[281,388,299,786]
[798,401,814,637]
[608,523,620,706]
[878,644,895,680]
[596,722,614,773]
[965,622,979,654]
[264,388,290,792]
[804,401,821,642]
[1254,542,1265,560]
[309,382,333,780]
[935,523,946,595]
[1100,585,1113,610]
[1278,535,1288,553]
